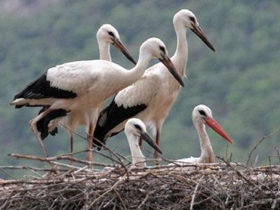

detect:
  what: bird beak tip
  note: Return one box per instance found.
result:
[192,25,216,52]
[114,39,136,65]
[132,59,137,65]
[140,132,162,154]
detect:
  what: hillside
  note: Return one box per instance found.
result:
[0,0,280,179]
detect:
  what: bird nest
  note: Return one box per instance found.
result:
[0,151,280,210]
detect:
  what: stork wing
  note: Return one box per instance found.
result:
[13,60,105,102]
[93,73,161,146]
[36,107,68,140]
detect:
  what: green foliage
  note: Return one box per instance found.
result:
[1,0,280,178]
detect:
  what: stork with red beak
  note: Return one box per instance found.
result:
[173,105,234,164]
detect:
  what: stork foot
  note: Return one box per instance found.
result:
[29,118,39,135]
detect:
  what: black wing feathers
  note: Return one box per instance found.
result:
[36,107,68,140]
[93,98,147,148]
[14,73,77,108]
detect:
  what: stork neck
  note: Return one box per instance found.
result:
[127,134,146,166]
[195,122,215,163]
[172,23,188,77]
[126,52,151,83]
[98,41,112,61]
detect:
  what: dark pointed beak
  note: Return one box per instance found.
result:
[191,24,215,52]
[113,38,137,65]
[139,132,163,154]
[205,117,234,144]
[159,56,185,87]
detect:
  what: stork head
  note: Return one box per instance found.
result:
[140,38,184,87]
[192,105,234,144]
[173,9,215,52]
[96,24,137,64]
[125,118,162,154]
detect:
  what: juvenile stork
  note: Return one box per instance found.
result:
[124,118,162,167]
[93,9,215,159]
[35,24,137,161]
[172,105,234,164]
[11,37,184,162]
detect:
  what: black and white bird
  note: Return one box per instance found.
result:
[11,37,184,162]
[172,105,233,164]
[96,24,137,63]
[35,24,137,162]
[93,9,215,159]
[124,118,162,167]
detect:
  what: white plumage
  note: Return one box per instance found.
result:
[35,24,137,162]
[93,9,215,159]
[124,118,162,167]
[172,105,234,165]
[11,37,181,162]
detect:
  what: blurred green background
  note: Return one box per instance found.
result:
[1,0,279,178]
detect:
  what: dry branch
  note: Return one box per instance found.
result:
[1,158,280,210]
[1,128,280,209]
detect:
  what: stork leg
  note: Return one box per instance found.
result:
[86,110,99,164]
[29,108,54,157]
[86,122,95,163]
[70,134,74,165]
[154,129,161,165]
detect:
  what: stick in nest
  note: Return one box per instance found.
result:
[246,127,280,167]
[190,175,204,210]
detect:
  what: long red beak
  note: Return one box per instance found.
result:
[205,117,234,144]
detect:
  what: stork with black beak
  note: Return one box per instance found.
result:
[93,9,215,160]
[35,24,137,162]
[124,118,162,167]
[11,37,183,162]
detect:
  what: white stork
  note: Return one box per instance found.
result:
[172,105,234,164]
[124,118,162,167]
[93,9,215,159]
[11,37,184,162]
[35,24,137,161]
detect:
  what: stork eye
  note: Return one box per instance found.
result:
[198,110,207,116]
[108,31,115,37]
[133,124,142,132]
[159,46,166,54]
[189,16,196,23]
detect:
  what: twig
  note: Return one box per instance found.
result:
[274,147,280,163]
[237,197,280,210]
[190,175,204,210]
[137,190,155,210]
[0,168,15,180]
[217,156,258,187]
[9,153,111,168]
[246,127,280,166]
[61,123,128,169]
[89,178,124,207]
[113,188,128,210]
[92,137,129,173]
[211,174,231,199]
[0,165,66,172]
